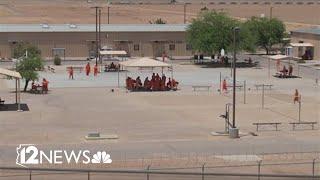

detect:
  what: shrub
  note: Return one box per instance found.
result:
[54,55,62,65]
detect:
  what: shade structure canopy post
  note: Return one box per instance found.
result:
[17,78,22,112]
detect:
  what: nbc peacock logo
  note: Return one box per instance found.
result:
[91,151,112,164]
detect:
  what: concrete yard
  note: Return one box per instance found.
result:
[0,56,319,172]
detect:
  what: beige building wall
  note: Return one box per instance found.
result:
[291,32,320,60]
[0,31,192,59]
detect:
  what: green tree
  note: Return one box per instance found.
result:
[186,11,255,55]
[149,18,167,24]
[13,42,41,59]
[244,17,286,54]
[15,43,43,92]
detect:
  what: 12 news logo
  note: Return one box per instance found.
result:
[16,144,112,167]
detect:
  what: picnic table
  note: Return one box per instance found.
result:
[254,84,273,90]
[226,84,243,90]
[192,85,211,91]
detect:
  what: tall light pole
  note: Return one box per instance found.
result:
[91,6,101,66]
[107,6,110,24]
[183,3,187,24]
[230,27,240,139]
[98,8,101,64]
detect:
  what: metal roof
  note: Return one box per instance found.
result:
[0,24,188,33]
[291,28,320,36]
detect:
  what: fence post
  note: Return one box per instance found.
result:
[243,80,246,104]
[147,165,151,180]
[312,159,316,178]
[88,171,90,180]
[258,160,262,180]
[202,163,205,180]
[29,170,32,180]
[262,84,265,109]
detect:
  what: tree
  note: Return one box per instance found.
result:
[186,11,255,55]
[149,18,167,24]
[15,43,43,92]
[244,17,286,54]
[13,42,41,59]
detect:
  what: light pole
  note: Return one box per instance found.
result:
[91,6,101,66]
[230,27,240,138]
[183,3,187,24]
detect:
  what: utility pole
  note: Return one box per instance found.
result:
[98,8,101,64]
[184,3,187,24]
[91,6,102,66]
[107,6,110,24]
[229,27,240,139]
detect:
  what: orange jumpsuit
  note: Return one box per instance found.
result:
[85,63,91,76]
[94,65,98,76]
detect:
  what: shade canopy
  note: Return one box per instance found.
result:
[290,43,314,47]
[268,54,290,60]
[100,50,127,55]
[0,67,22,79]
[119,57,171,68]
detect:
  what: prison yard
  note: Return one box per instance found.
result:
[0,54,319,177]
[0,0,320,179]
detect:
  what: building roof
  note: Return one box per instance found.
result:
[0,24,188,33]
[291,28,320,36]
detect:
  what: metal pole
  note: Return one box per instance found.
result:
[184,3,186,24]
[29,170,32,180]
[117,68,120,88]
[202,163,205,180]
[219,72,222,94]
[15,79,17,104]
[108,6,110,24]
[312,159,316,178]
[262,84,265,109]
[258,161,262,180]
[17,79,21,112]
[268,58,270,78]
[95,7,98,66]
[232,27,239,128]
[299,95,301,122]
[98,8,101,64]
[244,80,246,104]
[270,6,273,19]
[147,165,150,180]
[88,171,90,180]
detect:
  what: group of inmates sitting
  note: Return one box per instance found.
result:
[31,78,49,94]
[126,73,179,91]
[279,65,293,78]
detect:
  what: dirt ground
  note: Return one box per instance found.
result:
[0,0,319,31]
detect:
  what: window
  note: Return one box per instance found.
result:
[134,44,139,51]
[169,44,175,51]
[186,44,192,51]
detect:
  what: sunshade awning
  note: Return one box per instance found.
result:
[290,43,314,47]
[0,68,22,79]
[100,50,127,55]
[119,57,171,68]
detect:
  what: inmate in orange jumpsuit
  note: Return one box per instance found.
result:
[85,63,91,76]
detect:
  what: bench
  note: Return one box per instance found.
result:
[0,99,4,105]
[226,85,243,90]
[254,84,273,90]
[47,66,55,73]
[66,66,83,73]
[253,122,282,131]
[289,122,317,130]
[192,85,211,91]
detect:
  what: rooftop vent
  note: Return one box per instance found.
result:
[69,24,77,28]
[41,23,50,29]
